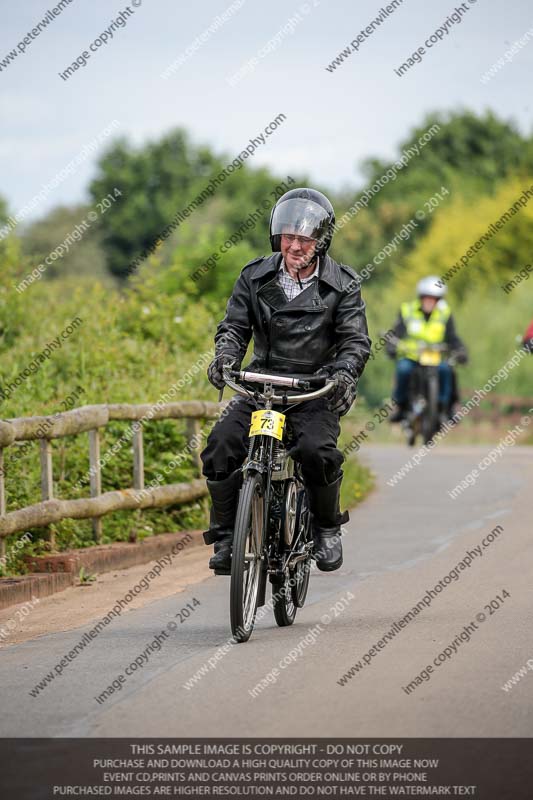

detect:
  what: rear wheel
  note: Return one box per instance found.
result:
[272,573,297,627]
[230,471,265,643]
[273,480,299,627]
[290,488,312,608]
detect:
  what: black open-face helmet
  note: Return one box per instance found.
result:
[269,188,336,256]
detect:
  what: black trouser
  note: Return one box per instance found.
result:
[200,395,344,486]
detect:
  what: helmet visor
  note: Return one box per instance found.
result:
[271,198,330,242]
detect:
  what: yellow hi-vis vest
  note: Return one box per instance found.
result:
[397,299,451,361]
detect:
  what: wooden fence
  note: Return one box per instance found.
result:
[460,391,533,427]
[0,401,224,556]
[2,392,529,557]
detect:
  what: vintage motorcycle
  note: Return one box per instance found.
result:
[388,338,455,446]
[220,365,335,643]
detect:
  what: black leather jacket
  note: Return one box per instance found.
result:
[214,253,371,381]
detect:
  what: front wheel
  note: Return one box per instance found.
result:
[230,471,265,643]
[422,373,439,445]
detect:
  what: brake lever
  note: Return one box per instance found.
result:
[219,365,238,400]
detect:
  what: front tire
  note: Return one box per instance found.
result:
[230,471,265,643]
[422,373,439,445]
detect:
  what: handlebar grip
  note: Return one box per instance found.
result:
[299,375,328,389]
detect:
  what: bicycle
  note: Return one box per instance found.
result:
[220,365,335,643]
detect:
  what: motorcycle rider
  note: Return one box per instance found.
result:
[200,188,371,573]
[386,276,468,422]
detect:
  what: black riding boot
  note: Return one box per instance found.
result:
[390,402,408,423]
[306,474,349,572]
[203,470,242,573]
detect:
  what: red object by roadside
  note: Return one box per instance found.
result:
[523,319,533,351]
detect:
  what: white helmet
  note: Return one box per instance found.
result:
[416,276,447,298]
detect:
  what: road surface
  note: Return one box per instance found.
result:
[1,445,531,737]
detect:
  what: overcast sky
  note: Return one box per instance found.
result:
[1,0,532,222]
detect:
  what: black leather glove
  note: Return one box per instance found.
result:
[207,354,237,390]
[329,370,358,416]
[314,363,358,417]
[452,349,468,365]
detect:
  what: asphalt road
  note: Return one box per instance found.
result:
[1,444,532,738]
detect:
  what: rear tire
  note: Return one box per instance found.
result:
[272,480,300,627]
[273,574,297,627]
[230,471,265,643]
[291,488,312,608]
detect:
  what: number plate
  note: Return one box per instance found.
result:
[249,409,286,441]
[419,349,441,366]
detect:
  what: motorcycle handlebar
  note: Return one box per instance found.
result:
[386,335,449,354]
[222,366,335,403]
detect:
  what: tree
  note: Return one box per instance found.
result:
[332,110,533,289]
[89,129,223,280]
[0,195,8,223]
[397,175,533,300]
[361,110,530,201]
[20,204,108,282]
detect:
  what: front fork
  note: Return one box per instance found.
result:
[405,366,430,422]
[242,433,276,608]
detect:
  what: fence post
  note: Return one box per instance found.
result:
[131,422,144,542]
[0,449,5,562]
[186,419,203,473]
[185,418,208,520]
[89,429,102,543]
[132,422,144,491]
[40,439,55,549]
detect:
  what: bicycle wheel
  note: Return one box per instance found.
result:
[230,471,265,643]
[273,572,297,627]
[290,487,313,609]
[273,480,300,626]
[422,373,439,444]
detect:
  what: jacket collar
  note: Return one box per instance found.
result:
[250,252,343,291]
[253,254,326,313]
